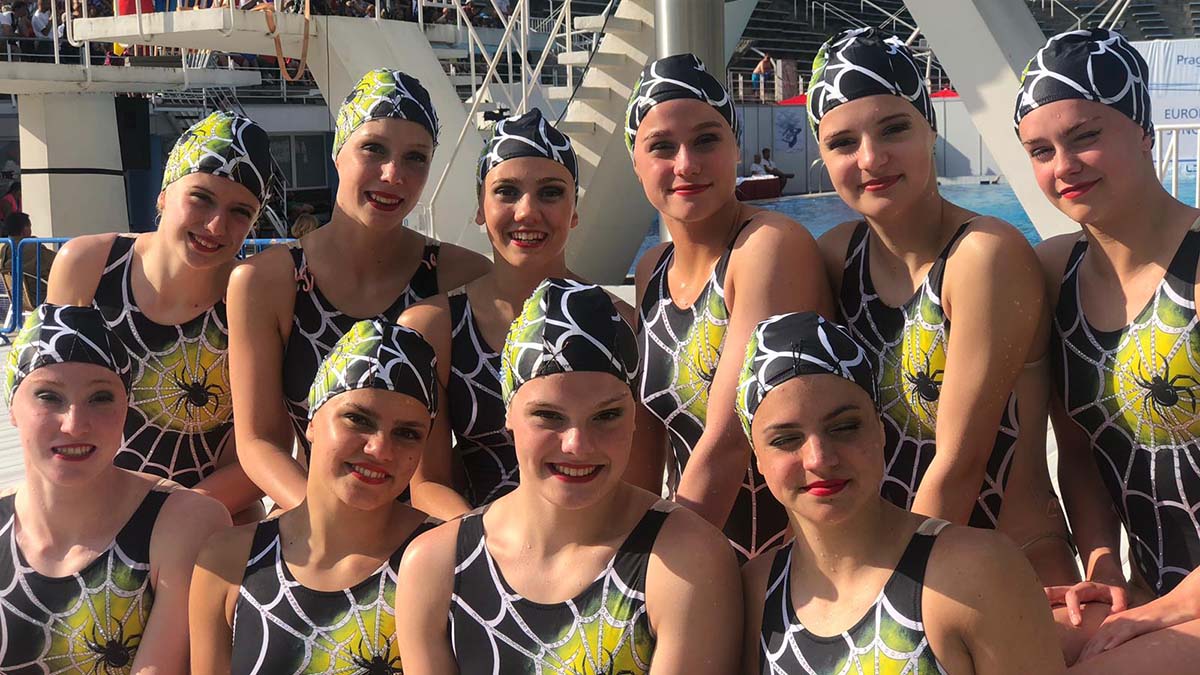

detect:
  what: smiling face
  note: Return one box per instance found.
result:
[334,117,434,229]
[631,99,740,224]
[750,374,885,525]
[304,387,431,511]
[9,362,128,487]
[507,371,635,510]
[477,156,577,266]
[1017,98,1154,226]
[157,172,260,270]
[817,95,939,221]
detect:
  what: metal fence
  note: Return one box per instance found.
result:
[0,237,294,335]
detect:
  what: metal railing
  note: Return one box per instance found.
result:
[1154,123,1200,208]
[0,237,295,333]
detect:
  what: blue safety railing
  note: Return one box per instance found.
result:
[0,237,294,335]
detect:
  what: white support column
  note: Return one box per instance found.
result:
[18,92,129,238]
[904,0,1077,238]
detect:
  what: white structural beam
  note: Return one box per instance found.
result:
[19,93,128,238]
[904,0,1076,238]
[0,62,259,94]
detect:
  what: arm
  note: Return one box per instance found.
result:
[912,223,1044,523]
[227,252,308,510]
[929,527,1067,674]
[395,523,460,674]
[1076,565,1200,662]
[190,439,265,518]
[614,299,666,495]
[133,489,233,674]
[675,218,834,527]
[994,330,1080,587]
[739,554,774,675]
[400,299,472,520]
[189,524,257,675]
[645,508,744,674]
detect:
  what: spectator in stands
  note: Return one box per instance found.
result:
[290,213,319,238]
[0,4,15,36]
[0,181,20,220]
[9,1,34,59]
[752,51,773,100]
[0,211,55,309]
[760,148,793,191]
[747,152,766,176]
[30,0,50,59]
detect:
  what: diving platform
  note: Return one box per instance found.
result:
[72,8,317,59]
[0,61,260,95]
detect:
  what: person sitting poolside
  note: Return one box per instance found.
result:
[760,148,794,192]
[1016,28,1200,670]
[0,304,230,673]
[739,311,1066,674]
[189,318,440,673]
[400,108,665,520]
[397,279,742,673]
[810,28,1077,587]
[47,111,273,523]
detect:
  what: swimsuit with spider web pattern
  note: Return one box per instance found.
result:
[758,518,949,675]
[1053,222,1200,595]
[449,501,675,674]
[637,225,789,562]
[839,221,1019,528]
[282,242,439,460]
[0,488,169,675]
[447,292,518,507]
[230,516,436,674]
[92,235,232,488]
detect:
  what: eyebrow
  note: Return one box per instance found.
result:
[822,112,911,142]
[1021,116,1102,146]
[343,402,377,420]
[760,403,861,434]
[642,120,725,142]
[526,393,628,410]
[822,403,861,420]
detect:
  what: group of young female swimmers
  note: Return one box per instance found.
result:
[0,23,1197,674]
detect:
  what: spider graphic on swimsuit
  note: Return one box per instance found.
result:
[348,636,402,675]
[168,368,225,420]
[83,621,140,674]
[1134,353,1200,417]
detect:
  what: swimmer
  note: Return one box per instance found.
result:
[0,304,230,672]
[47,111,273,522]
[626,53,835,562]
[738,311,1066,674]
[189,319,439,673]
[400,108,665,518]
[397,279,742,673]
[811,28,1076,584]
[228,69,491,510]
[1017,28,1200,670]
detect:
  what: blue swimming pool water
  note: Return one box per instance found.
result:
[629,177,1200,276]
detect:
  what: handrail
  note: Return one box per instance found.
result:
[0,237,295,333]
[811,1,869,31]
[808,158,828,194]
[1154,123,1200,209]
[553,0,616,124]
[859,0,916,33]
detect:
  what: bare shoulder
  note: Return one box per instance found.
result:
[1034,232,1083,281]
[925,524,1034,605]
[398,294,453,337]
[158,485,232,532]
[735,209,821,254]
[951,216,1037,263]
[652,503,739,572]
[434,242,492,290]
[815,219,862,262]
[634,242,671,290]
[398,516,462,581]
[193,521,260,585]
[740,544,780,601]
[45,232,121,304]
[229,243,296,287]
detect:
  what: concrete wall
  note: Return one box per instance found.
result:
[736,98,1002,195]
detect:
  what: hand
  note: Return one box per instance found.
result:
[1044,580,1129,626]
[1075,596,1197,662]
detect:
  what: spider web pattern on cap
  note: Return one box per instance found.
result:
[332,69,440,159]
[736,312,877,439]
[806,27,935,139]
[624,53,741,154]
[1014,28,1152,137]
[477,108,578,191]
[500,278,638,405]
[307,319,438,419]
[5,304,132,406]
[161,111,272,204]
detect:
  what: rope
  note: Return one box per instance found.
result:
[260,0,311,83]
